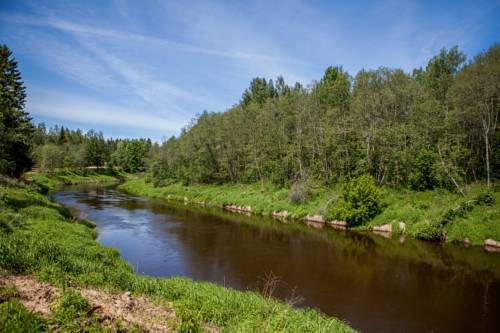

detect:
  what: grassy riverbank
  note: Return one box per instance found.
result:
[25,169,124,191]
[120,178,500,246]
[0,178,355,332]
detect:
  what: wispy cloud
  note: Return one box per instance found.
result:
[0,0,497,140]
[81,41,202,114]
[27,87,186,133]
[0,12,303,66]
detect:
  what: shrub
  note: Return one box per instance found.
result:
[441,201,474,224]
[409,148,439,191]
[331,175,382,227]
[288,182,309,203]
[476,191,495,206]
[409,220,444,241]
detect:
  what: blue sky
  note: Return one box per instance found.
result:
[1,0,499,141]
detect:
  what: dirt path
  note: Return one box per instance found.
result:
[1,275,176,332]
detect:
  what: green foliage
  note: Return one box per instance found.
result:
[83,130,108,167]
[0,284,19,302]
[26,169,121,190]
[288,181,309,203]
[442,201,475,224]
[111,139,150,173]
[0,301,47,333]
[476,191,495,206]
[0,44,34,178]
[144,44,499,195]
[409,220,444,241]
[39,144,65,173]
[178,307,203,333]
[330,175,383,227]
[51,290,91,329]
[409,149,439,190]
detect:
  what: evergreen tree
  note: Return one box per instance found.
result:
[0,45,34,177]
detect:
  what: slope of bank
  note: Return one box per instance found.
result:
[0,180,355,332]
[119,178,500,247]
[25,169,124,191]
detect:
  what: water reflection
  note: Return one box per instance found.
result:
[52,185,500,333]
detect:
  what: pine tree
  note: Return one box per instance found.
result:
[0,44,34,177]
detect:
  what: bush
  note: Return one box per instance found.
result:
[409,220,444,241]
[288,182,309,203]
[409,148,439,191]
[477,191,495,206]
[331,175,382,227]
[441,201,474,224]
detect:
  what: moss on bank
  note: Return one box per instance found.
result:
[119,178,500,246]
[0,180,355,332]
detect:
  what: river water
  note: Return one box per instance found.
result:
[51,184,500,333]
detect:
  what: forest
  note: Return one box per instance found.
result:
[23,44,499,195]
[149,44,499,191]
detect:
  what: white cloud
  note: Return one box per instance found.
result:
[0,12,302,66]
[27,88,186,133]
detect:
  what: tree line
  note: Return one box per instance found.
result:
[0,44,155,176]
[1,43,499,192]
[150,44,499,191]
[31,124,154,174]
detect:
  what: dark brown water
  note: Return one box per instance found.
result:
[52,185,500,333]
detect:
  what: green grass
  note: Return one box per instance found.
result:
[0,181,355,332]
[0,301,48,333]
[369,185,500,244]
[120,178,340,219]
[120,178,500,246]
[0,282,113,332]
[25,169,124,191]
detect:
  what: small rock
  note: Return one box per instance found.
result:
[373,223,392,233]
[484,239,500,248]
[399,222,406,232]
[306,215,325,223]
[328,220,347,229]
[464,238,471,246]
[272,211,289,219]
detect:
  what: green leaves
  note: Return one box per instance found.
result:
[0,45,34,178]
[330,175,383,227]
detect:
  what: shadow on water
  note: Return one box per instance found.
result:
[51,184,500,333]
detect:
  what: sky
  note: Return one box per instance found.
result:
[0,0,499,142]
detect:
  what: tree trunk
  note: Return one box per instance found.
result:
[437,145,465,196]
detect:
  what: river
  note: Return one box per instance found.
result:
[51,184,500,333]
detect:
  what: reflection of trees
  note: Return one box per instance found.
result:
[55,187,500,332]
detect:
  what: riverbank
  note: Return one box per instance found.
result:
[119,178,500,247]
[0,178,355,332]
[25,169,124,192]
